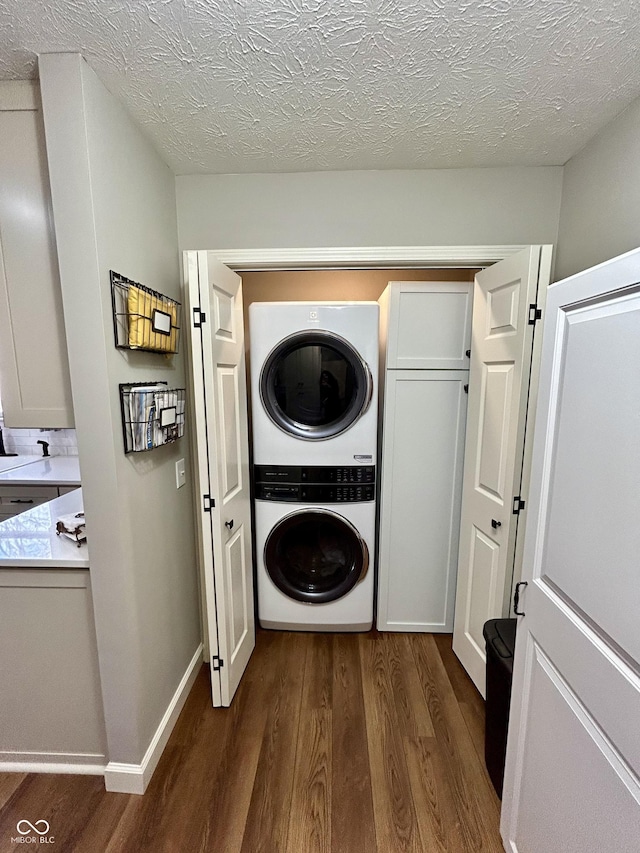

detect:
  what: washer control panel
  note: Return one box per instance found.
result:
[255,464,375,484]
[254,465,375,502]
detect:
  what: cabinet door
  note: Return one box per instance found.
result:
[384,282,472,370]
[0,83,74,428]
[377,370,468,632]
[0,569,106,765]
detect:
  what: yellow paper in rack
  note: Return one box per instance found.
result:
[127,285,178,352]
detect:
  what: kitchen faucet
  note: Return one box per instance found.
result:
[0,426,18,457]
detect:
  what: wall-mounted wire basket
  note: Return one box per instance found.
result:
[111,270,181,354]
[119,382,186,453]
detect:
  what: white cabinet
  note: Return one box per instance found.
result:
[377,282,472,632]
[0,82,74,428]
[0,569,106,769]
[382,281,472,370]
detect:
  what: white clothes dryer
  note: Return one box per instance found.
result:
[249,302,379,467]
[254,468,375,631]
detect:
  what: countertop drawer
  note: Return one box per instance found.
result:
[0,486,60,519]
[0,485,59,501]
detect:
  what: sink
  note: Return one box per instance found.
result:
[0,455,37,474]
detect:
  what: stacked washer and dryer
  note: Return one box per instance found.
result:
[249,302,379,631]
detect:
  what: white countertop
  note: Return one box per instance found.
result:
[0,488,89,568]
[0,455,37,474]
[0,455,81,486]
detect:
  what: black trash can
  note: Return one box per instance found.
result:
[483,617,517,798]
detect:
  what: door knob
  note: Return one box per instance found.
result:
[225,519,234,530]
[491,519,502,529]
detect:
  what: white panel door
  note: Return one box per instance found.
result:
[452,246,550,695]
[377,370,468,632]
[186,251,255,707]
[502,249,640,852]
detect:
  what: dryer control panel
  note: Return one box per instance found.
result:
[254,465,375,502]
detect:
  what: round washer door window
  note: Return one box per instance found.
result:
[260,330,373,440]
[264,509,369,603]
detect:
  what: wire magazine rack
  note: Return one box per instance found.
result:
[119,382,186,453]
[111,270,181,354]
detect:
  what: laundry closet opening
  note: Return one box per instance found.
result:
[187,246,548,703]
[240,267,478,632]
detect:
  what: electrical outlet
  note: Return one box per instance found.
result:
[175,458,186,489]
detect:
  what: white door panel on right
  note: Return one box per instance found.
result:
[511,640,640,853]
[453,246,548,695]
[540,296,640,659]
[502,249,640,853]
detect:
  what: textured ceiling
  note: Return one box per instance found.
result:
[0,0,639,174]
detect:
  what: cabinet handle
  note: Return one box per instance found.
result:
[491,518,501,529]
[225,519,234,530]
[10,499,34,504]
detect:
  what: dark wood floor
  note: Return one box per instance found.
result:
[0,631,503,852]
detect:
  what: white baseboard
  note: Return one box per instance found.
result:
[104,643,203,795]
[0,757,105,775]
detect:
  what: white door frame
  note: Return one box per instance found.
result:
[208,245,530,270]
[191,243,550,660]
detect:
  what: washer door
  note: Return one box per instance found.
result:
[260,330,373,440]
[264,508,369,603]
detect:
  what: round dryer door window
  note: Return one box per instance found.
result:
[260,330,373,440]
[264,509,369,603]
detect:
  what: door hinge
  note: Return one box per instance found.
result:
[203,494,215,512]
[193,307,206,328]
[513,496,526,515]
[211,655,224,671]
[528,304,542,325]
[464,383,469,394]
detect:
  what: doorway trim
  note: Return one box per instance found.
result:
[191,242,551,679]
[211,245,529,270]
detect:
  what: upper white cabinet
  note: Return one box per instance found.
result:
[0,82,74,428]
[381,282,473,370]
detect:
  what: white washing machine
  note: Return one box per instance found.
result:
[254,477,375,631]
[249,302,379,467]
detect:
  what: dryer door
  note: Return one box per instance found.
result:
[264,508,369,603]
[260,330,373,440]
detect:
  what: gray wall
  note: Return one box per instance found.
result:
[39,54,201,767]
[556,96,640,281]
[176,167,563,252]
